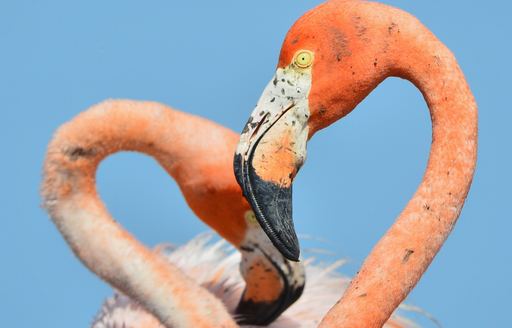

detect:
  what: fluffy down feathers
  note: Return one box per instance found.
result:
[92,234,419,328]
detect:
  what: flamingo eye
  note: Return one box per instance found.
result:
[294,50,314,68]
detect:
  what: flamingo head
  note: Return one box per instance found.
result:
[234,0,390,260]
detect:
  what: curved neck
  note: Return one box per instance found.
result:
[46,100,247,244]
[42,100,238,327]
[320,4,477,327]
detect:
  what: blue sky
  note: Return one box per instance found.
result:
[1,0,510,327]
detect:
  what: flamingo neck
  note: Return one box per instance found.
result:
[42,100,238,327]
[320,7,477,328]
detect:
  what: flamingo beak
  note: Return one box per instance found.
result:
[235,210,305,325]
[234,67,311,261]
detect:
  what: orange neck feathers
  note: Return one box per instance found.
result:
[236,0,477,326]
[282,1,477,326]
[42,100,242,327]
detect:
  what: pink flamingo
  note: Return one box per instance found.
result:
[234,0,477,327]
[41,100,304,327]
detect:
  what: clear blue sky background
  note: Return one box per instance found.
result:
[1,0,509,327]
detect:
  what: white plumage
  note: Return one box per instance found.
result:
[92,234,421,328]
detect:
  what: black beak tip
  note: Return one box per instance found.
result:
[235,281,305,325]
[246,167,301,262]
[235,300,278,326]
[289,249,300,262]
[277,240,300,262]
[234,152,301,261]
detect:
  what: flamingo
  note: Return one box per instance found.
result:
[42,99,419,328]
[234,0,477,327]
[91,234,419,328]
[41,100,305,327]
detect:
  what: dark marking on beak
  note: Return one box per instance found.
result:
[234,101,302,261]
[235,283,304,326]
[234,141,300,261]
[234,245,305,325]
[246,164,299,261]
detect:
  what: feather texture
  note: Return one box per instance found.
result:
[92,234,420,328]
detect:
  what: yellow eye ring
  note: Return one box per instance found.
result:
[294,50,314,68]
